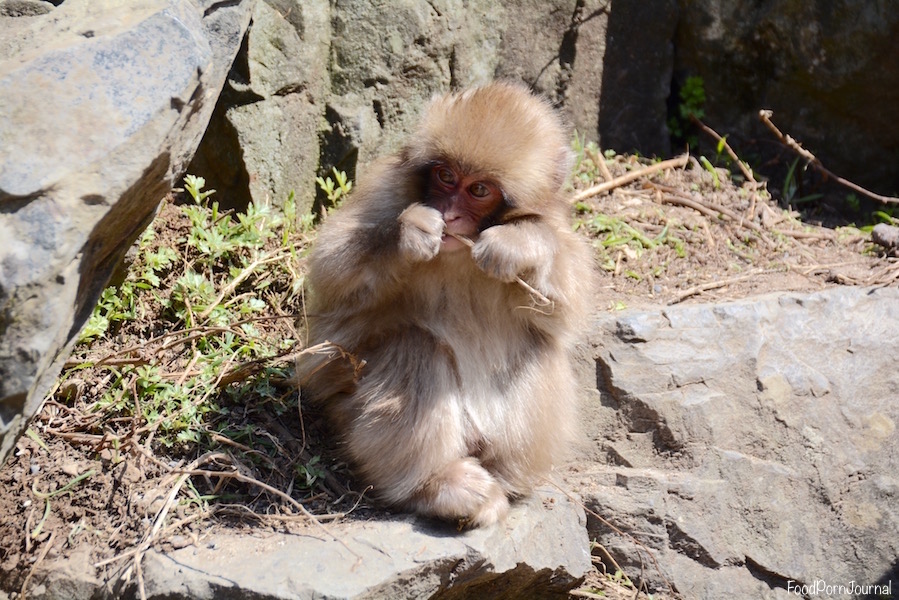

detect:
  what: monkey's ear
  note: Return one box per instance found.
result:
[398,145,431,171]
[552,146,575,190]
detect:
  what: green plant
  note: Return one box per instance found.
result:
[183,174,216,204]
[78,226,177,343]
[31,469,96,539]
[571,133,608,188]
[699,155,721,189]
[782,157,823,206]
[69,174,328,475]
[295,455,327,489]
[577,212,684,256]
[668,75,706,149]
[872,208,898,225]
[316,167,353,214]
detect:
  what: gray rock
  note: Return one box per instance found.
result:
[872,223,899,253]
[134,487,590,599]
[0,0,254,466]
[563,0,611,146]
[574,286,899,598]
[188,0,331,213]
[0,0,52,17]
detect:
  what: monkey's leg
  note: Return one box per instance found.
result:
[345,326,510,527]
[348,393,510,527]
[348,386,509,526]
[471,350,577,500]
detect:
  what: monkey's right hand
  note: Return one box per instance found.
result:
[398,203,444,262]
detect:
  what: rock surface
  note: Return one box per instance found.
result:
[188,0,331,212]
[123,488,587,599]
[573,285,899,598]
[0,0,254,466]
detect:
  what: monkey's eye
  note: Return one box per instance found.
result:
[434,166,456,186]
[469,182,491,199]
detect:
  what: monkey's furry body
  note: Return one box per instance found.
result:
[298,82,593,527]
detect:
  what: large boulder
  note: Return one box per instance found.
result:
[142,1,899,214]
[598,0,678,156]
[16,487,589,599]
[574,286,899,598]
[0,0,255,466]
[188,0,331,212]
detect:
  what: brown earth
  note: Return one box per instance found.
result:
[0,154,896,600]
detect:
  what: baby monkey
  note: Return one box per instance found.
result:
[297,82,593,527]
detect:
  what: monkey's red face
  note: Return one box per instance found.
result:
[427,163,503,252]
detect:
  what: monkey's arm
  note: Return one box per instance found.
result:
[472,218,557,285]
[309,180,443,308]
[472,217,590,317]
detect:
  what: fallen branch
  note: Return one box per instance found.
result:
[572,154,689,202]
[690,115,756,184]
[649,183,776,249]
[64,314,301,370]
[759,109,899,205]
[669,270,765,305]
[774,229,835,241]
[20,530,56,598]
[586,145,615,182]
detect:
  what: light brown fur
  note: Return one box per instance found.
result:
[297,82,594,527]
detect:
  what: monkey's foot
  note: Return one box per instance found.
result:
[414,457,510,527]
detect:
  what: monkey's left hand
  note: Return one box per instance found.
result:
[471,225,552,284]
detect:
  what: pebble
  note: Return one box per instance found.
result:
[170,535,191,549]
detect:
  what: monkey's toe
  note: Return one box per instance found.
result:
[413,457,509,527]
[464,489,510,528]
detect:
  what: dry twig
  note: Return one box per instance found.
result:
[759,109,899,205]
[198,247,293,320]
[573,154,689,202]
[20,530,56,598]
[669,270,765,304]
[690,115,756,185]
[64,314,301,370]
[649,183,776,249]
[447,233,555,312]
[587,145,615,182]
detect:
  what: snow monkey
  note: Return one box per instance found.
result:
[297,82,594,527]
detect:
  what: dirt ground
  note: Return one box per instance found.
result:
[1,153,896,600]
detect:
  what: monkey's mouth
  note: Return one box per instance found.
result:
[440,233,469,252]
[441,224,479,253]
